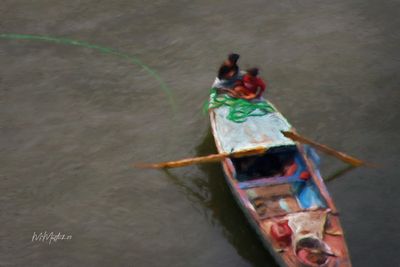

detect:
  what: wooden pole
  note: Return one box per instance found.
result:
[134,146,267,169]
[281,131,365,167]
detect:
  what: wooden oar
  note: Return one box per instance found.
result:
[134,146,267,169]
[281,131,365,167]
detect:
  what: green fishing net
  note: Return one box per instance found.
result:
[204,88,275,123]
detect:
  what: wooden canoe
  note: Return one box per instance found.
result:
[209,94,351,267]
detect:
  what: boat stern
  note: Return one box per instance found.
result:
[260,210,351,267]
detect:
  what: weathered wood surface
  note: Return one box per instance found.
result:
[212,105,294,153]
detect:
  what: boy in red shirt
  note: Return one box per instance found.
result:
[242,68,266,98]
[231,68,267,100]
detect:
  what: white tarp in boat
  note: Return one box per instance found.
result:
[211,106,294,153]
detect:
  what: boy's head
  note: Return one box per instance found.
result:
[227,53,240,65]
[247,67,259,77]
[218,65,236,79]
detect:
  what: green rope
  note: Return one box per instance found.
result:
[205,88,275,123]
[0,33,176,113]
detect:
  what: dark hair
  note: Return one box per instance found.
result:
[247,67,259,77]
[228,53,240,64]
[218,65,232,79]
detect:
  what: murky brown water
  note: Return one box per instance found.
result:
[1,1,400,266]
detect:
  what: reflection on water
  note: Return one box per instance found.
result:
[165,130,278,267]
[324,165,357,183]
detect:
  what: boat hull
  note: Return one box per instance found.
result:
[209,105,351,267]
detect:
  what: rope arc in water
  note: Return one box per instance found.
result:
[0,33,176,113]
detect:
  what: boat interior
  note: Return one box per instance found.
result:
[231,145,326,218]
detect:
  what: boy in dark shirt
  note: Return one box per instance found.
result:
[213,53,241,89]
[218,53,240,79]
